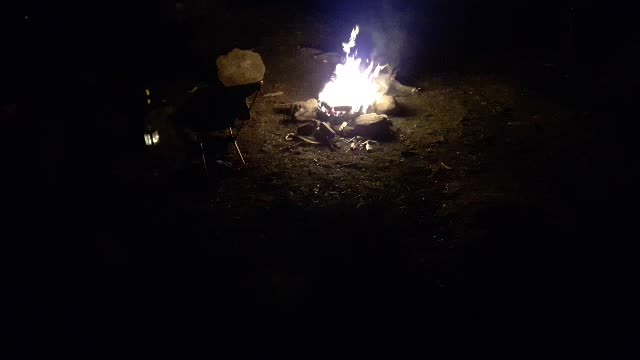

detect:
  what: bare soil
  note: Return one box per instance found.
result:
[131,13,604,319]
[10,1,635,346]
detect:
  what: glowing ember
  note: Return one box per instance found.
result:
[318,25,387,114]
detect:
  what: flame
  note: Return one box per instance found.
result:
[318,25,387,114]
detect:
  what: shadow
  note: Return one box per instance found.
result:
[389,100,418,117]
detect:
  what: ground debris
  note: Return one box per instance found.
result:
[346,139,378,152]
[401,150,420,158]
[285,133,321,145]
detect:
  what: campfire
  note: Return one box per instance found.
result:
[318,25,387,116]
[276,25,412,150]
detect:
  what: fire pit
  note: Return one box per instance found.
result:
[278,25,401,147]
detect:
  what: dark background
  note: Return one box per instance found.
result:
[3,0,636,351]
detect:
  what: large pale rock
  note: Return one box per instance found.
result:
[355,113,389,126]
[372,95,397,114]
[293,98,319,121]
[216,49,265,87]
[354,113,391,139]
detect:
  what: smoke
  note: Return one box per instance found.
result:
[346,1,416,73]
[371,2,411,70]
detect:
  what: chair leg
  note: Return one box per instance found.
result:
[248,86,261,112]
[228,127,246,165]
[199,141,208,177]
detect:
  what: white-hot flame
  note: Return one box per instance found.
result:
[318,25,387,113]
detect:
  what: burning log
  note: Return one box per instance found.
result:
[287,120,338,146]
[318,105,360,126]
[353,113,392,139]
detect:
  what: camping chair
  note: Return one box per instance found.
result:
[173,81,261,176]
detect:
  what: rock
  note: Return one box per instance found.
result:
[293,98,319,121]
[389,78,421,94]
[273,98,319,122]
[354,113,391,139]
[300,98,319,113]
[372,95,397,114]
[216,49,265,87]
[341,126,355,138]
[355,113,387,126]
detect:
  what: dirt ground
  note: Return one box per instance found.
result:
[6,3,638,352]
[126,11,612,324]
[15,5,634,341]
